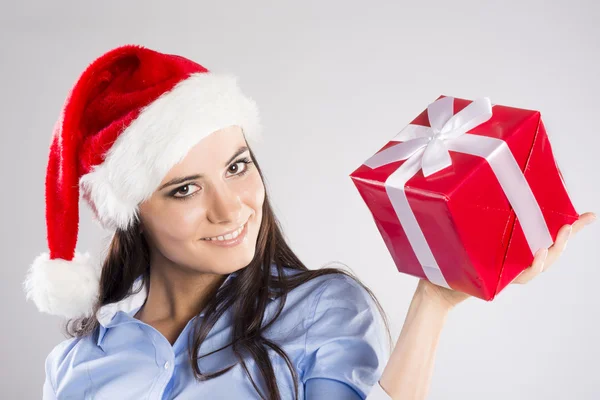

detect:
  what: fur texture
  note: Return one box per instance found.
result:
[23,251,101,319]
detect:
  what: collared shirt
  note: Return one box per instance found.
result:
[42,265,392,399]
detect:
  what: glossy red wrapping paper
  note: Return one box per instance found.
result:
[350,96,579,301]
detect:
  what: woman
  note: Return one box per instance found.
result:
[24,44,595,400]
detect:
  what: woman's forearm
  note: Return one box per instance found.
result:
[379,280,452,399]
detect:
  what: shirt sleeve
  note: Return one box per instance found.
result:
[42,348,58,400]
[42,337,79,400]
[301,274,390,399]
[304,378,392,399]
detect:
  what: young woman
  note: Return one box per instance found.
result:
[24,44,595,400]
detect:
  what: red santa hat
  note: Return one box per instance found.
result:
[22,44,261,319]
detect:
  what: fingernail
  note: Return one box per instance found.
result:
[536,248,545,257]
[539,249,548,272]
[564,226,572,250]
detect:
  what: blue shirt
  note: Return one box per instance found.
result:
[42,266,392,399]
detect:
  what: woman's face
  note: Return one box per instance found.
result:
[138,125,265,276]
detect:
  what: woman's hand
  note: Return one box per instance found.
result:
[417,212,597,310]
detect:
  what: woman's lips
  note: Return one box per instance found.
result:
[200,221,248,247]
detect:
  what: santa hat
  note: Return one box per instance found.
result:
[22,44,261,319]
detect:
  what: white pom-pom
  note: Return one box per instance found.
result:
[23,251,101,319]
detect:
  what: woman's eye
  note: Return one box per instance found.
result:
[228,160,248,175]
[172,184,200,198]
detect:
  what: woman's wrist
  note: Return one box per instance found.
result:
[414,279,456,315]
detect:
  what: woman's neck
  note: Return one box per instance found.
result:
[134,259,226,326]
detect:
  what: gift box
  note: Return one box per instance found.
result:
[349,95,579,301]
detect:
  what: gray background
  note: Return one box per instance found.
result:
[1,1,599,398]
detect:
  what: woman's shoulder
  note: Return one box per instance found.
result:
[44,332,98,385]
[278,265,379,317]
[46,336,81,364]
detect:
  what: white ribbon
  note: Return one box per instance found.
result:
[363,97,553,289]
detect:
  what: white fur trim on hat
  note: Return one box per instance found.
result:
[23,251,101,319]
[79,72,262,231]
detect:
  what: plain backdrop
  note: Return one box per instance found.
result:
[1,1,598,399]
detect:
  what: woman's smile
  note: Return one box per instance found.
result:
[199,220,249,247]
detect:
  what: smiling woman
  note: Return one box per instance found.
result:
[23,44,393,400]
[136,128,265,277]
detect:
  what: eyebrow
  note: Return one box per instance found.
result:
[158,146,249,191]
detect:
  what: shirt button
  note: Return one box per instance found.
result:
[164,361,170,369]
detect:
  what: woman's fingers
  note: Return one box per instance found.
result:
[544,212,596,272]
[511,211,596,285]
[572,212,597,235]
[542,224,572,272]
[513,247,548,284]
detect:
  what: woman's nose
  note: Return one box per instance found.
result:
[206,183,243,224]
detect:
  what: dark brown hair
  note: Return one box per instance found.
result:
[64,147,390,400]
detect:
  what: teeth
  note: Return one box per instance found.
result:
[204,223,245,241]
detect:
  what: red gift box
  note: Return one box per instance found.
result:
[350,95,579,301]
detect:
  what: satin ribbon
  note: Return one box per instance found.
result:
[363,97,553,289]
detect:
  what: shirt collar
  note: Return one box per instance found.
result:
[96,265,279,346]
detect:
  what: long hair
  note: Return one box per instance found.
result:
[64,146,390,400]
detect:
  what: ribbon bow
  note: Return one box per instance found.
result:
[365,96,493,177]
